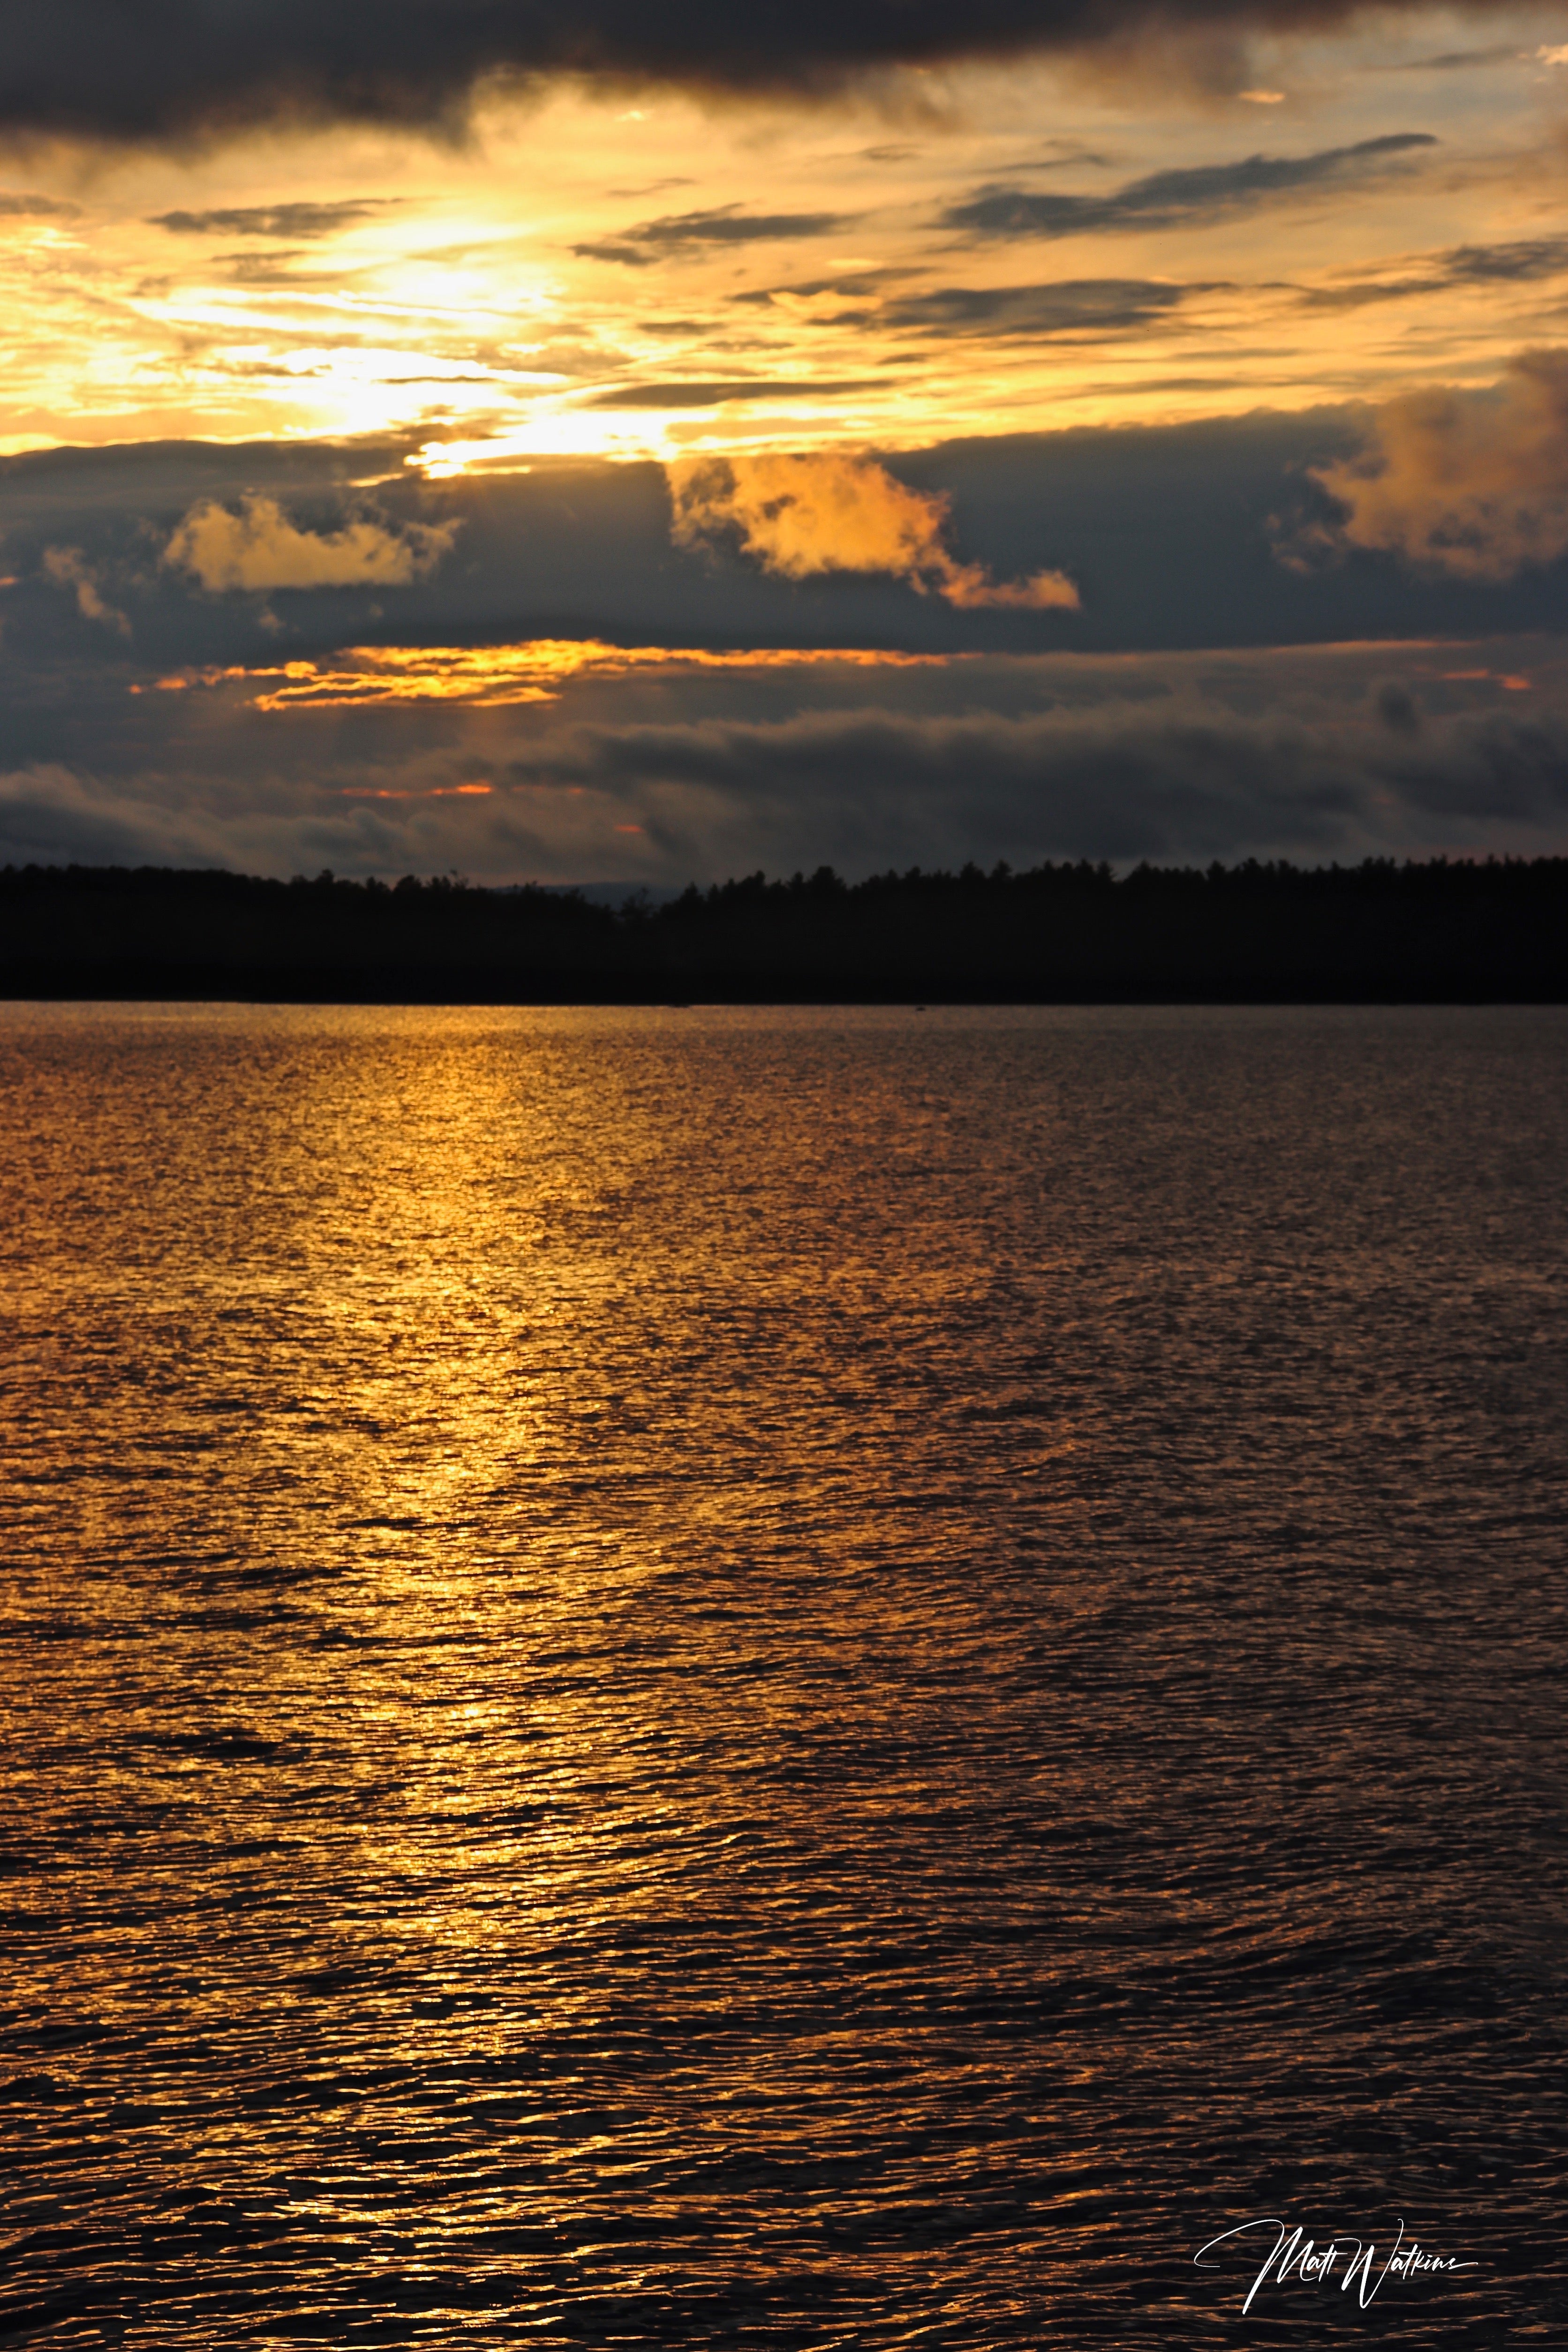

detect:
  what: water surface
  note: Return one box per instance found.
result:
[3,1004,1565,2346]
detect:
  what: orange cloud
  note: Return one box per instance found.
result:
[156,639,951,709]
[339,781,493,798]
[1314,351,1568,580]
[667,453,1080,610]
[164,496,456,592]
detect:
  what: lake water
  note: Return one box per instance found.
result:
[3,1003,1565,2348]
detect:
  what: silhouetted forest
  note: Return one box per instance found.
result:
[2,856,1566,1001]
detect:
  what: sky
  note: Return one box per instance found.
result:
[3,0,1568,882]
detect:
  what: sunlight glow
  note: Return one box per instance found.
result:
[4,43,1560,460]
[149,641,956,709]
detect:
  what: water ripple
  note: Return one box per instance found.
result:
[1,1005,1564,2346]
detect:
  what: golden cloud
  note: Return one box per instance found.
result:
[147,639,951,709]
[667,454,1080,610]
[1314,351,1568,580]
[164,496,457,592]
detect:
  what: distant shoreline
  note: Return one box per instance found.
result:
[4,856,1566,1005]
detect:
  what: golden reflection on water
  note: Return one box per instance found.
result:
[2,1005,1565,2346]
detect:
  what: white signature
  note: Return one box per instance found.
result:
[1196,2216,1478,2313]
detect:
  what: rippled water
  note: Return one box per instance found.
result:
[3,1003,1565,2349]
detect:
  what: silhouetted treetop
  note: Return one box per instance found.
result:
[1,855,1564,1002]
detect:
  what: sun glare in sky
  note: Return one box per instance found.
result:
[7,37,1568,466]
[6,2,1568,881]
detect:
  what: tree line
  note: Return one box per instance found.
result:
[2,856,1565,1000]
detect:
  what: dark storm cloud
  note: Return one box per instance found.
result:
[879,279,1191,337]
[943,134,1437,239]
[491,697,1568,868]
[149,202,394,238]
[573,208,845,266]
[1375,680,1421,734]
[589,378,885,406]
[6,441,1568,885]
[0,0,1518,144]
[8,658,1567,881]
[0,767,224,868]
[12,408,1568,686]
[0,433,422,531]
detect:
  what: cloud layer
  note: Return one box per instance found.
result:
[164,498,456,593]
[575,205,845,266]
[943,134,1438,239]
[669,454,1079,610]
[1313,352,1568,580]
[149,201,393,238]
[0,0,1523,142]
[41,546,129,634]
[6,642,1566,883]
[9,400,1568,678]
[5,410,1568,885]
[879,279,1191,338]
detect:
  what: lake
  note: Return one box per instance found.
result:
[3,1003,1565,2345]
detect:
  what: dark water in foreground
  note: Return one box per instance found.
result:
[2,1004,1565,2350]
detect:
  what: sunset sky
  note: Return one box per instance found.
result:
[4,1,1568,881]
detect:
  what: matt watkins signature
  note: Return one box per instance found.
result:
[1196,2215,1477,2314]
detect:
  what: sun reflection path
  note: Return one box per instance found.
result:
[148,640,955,709]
